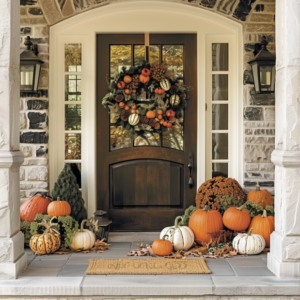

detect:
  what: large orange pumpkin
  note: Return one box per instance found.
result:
[223,206,251,232]
[152,235,173,256]
[249,210,274,247]
[47,197,71,217]
[20,192,51,222]
[189,205,223,244]
[246,185,273,208]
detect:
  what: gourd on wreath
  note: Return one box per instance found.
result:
[152,235,173,256]
[170,94,180,106]
[160,216,194,250]
[29,217,61,255]
[189,205,223,244]
[160,78,171,91]
[223,206,251,232]
[128,113,140,126]
[246,185,273,208]
[47,197,71,218]
[69,219,96,251]
[20,192,51,222]
[249,210,274,247]
[155,88,165,95]
[233,228,265,255]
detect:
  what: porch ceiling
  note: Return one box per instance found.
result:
[30,0,269,26]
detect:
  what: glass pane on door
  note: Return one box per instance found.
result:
[65,75,81,101]
[212,43,228,71]
[65,133,81,159]
[65,104,81,130]
[212,104,228,130]
[162,45,184,78]
[65,44,82,72]
[212,74,228,101]
[212,133,228,160]
[110,45,132,77]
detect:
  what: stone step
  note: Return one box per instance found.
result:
[108,232,160,243]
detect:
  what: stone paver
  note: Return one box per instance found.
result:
[58,265,88,277]
[228,256,267,267]
[233,266,275,276]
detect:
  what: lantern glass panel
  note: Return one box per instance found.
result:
[259,65,273,92]
[251,63,260,93]
[34,64,41,91]
[20,65,34,91]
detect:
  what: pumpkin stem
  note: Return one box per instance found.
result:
[80,219,88,232]
[262,210,267,218]
[162,234,169,241]
[247,228,253,236]
[57,197,61,201]
[255,185,261,191]
[237,205,244,211]
[204,205,210,212]
[174,216,182,229]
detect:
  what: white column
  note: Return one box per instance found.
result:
[268,0,300,278]
[0,0,27,279]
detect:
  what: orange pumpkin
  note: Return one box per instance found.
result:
[152,235,173,256]
[123,75,132,83]
[247,185,273,208]
[20,193,51,222]
[47,197,71,217]
[124,89,131,95]
[249,210,274,247]
[189,205,223,244]
[146,110,156,119]
[223,206,251,232]
[139,74,150,83]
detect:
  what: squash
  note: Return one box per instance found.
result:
[155,88,165,95]
[170,94,180,106]
[128,113,139,126]
[29,217,61,255]
[223,206,251,232]
[20,192,51,222]
[139,74,150,83]
[160,216,194,250]
[249,210,274,247]
[233,228,265,255]
[246,185,273,208]
[69,219,96,251]
[189,205,223,244]
[152,235,173,256]
[160,79,171,91]
[47,197,71,218]
[146,110,156,119]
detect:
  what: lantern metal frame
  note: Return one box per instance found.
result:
[247,36,276,94]
[20,36,48,98]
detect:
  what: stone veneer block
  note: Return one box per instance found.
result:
[265,107,275,120]
[27,166,48,181]
[28,112,47,129]
[27,100,49,110]
[217,0,237,15]
[61,0,75,17]
[39,0,63,25]
[73,0,95,11]
[250,13,274,22]
[249,87,275,105]
[36,146,48,157]
[20,132,48,144]
[20,17,47,25]
[246,24,275,32]
[233,0,256,21]
[199,0,218,8]
[244,144,274,163]
[20,146,32,158]
[244,107,263,121]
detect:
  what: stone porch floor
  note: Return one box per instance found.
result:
[0,233,299,298]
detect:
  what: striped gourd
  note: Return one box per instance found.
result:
[128,113,139,126]
[170,94,180,106]
[160,79,171,91]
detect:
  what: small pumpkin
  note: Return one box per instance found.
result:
[119,102,125,108]
[47,197,71,218]
[170,94,180,106]
[139,74,150,83]
[166,109,175,118]
[233,228,265,255]
[249,210,274,247]
[123,75,132,83]
[128,113,139,126]
[69,219,96,251]
[246,185,273,208]
[142,68,151,76]
[29,217,61,255]
[146,110,156,119]
[160,78,171,91]
[160,216,194,250]
[152,235,173,256]
[189,205,223,244]
[124,89,131,95]
[124,105,130,111]
[20,192,51,222]
[223,206,251,232]
[157,109,163,115]
[117,81,125,89]
[155,87,165,95]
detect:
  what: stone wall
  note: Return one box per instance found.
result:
[20,0,49,203]
[19,0,276,202]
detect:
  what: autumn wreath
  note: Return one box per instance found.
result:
[102,61,190,138]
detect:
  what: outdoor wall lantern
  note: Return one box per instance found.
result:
[248,36,276,94]
[20,36,47,97]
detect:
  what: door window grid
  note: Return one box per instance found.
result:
[64,44,82,187]
[209,43,229,179]
[109,44,184,152]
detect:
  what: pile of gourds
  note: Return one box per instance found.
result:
[152,184,275,256]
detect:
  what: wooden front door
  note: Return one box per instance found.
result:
[97,34,197,231]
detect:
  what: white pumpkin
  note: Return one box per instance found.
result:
[160,79,171,91]
[170,94,180,106]
[69,219,96,251]
[128,113,139,126]
[160,216,194,250]
[233,228,265,255]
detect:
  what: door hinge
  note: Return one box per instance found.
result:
[205,103,207,111]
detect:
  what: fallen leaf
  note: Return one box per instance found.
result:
[55,249,71,255]
[229,249,238,256]
[164,251,183,259]
[263,248,270,253]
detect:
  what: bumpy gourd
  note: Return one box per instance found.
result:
[246,185,273,208]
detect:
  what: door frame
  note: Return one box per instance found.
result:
[50,1,243,218]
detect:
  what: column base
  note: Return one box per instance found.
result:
[0,253,27,280]
[268,252,300,278]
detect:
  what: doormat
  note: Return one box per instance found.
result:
[86,258,211,275]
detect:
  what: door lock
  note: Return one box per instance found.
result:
[188,152,194,188]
